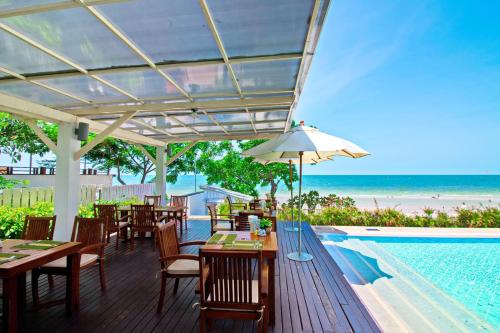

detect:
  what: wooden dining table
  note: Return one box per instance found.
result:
[0,239,82,333]
[201,231,278,325]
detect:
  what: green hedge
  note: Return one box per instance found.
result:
[278,205,500,228]
[0,197,142,239]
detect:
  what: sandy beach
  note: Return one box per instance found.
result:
[274,193,500,215]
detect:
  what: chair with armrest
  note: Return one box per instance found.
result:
[226,196,248,217]
[94,203,129,249]
[207,204,234,235]
[32,216,107,308]
[156,221,204,313]
[197,249,269,333]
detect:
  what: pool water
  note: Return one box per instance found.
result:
[320,234,499,332]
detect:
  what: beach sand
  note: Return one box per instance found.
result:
[274,193,500,215]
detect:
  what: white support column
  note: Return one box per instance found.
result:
[54,122,81,241]
[155,145,167,205]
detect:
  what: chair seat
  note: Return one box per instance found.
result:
[118,221,128,228]
[214,222,232,230]
[207,280,263,303]
[166,259,199,275]
[42,254,99,268]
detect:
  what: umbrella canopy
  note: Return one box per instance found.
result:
[242,123,369,163]
[241,121,370,262]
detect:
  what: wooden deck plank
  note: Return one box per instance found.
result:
[2,221,381,333]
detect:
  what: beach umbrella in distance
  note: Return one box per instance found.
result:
[242,121,370,262]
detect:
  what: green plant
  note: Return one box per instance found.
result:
[259,218,273,229]
[0,176,29,189]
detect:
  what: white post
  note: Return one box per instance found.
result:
[155,145,167,205]
[54,122,81,240]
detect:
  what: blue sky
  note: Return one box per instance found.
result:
[297,0,500,175]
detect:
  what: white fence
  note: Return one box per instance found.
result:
[99,183,155,202]
[0,185,97,207]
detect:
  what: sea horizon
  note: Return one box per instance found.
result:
[115,174,500,198]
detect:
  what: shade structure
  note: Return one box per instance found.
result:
[242,122,370,262]
[0,0,332,145]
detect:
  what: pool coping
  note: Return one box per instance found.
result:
[312,225,500,238]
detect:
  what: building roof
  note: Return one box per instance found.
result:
[0,0,330,145]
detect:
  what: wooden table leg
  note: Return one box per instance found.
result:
[66,253,80,314]
[16,273,26,313]
[268,257,276,325]
[2,276,18,333]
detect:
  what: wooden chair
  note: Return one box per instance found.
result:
[156,221,204,313]
[94,204,130,249]
[234,214,252,231]
[32,216,107,308]
[170,195,188,231]
[197,249,269,333]
[130,204,169,250]
[22,215,56,241]
[22,215,57,288]
[207,204,234,235]
[144,195,162,207]
[226,196,248,217]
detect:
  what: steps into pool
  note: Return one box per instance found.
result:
[322,238,496,333]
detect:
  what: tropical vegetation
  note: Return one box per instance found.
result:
[279,191,500,228]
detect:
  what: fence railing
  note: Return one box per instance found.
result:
[99,183,155,202]
[0,166,109,176]
[0,183,156,208]
[0,185,98,207]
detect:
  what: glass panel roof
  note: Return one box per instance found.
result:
[0,0,68,11]
[213,112,249,124]
[0,80,75,105]
[97,0,221,63]
[1,8,145,69]
[97,70,182,99]
[253,110,289,122]
[37,76,128,102]
[207,0,313,57]
[225,124,253,132]
[234,59,300,92]
[0,31,71,75]
[163,64,235,95]
[255,121,286,130]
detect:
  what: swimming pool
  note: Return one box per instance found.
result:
[319,233,499,333]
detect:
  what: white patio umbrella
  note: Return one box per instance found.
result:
[242,121,370,262]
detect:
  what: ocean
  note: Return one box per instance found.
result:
[116,175,500,197]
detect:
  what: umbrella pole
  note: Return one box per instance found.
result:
[285,159,298,232]
[288,152,313,262]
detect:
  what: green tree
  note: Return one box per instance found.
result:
[0,113,57,165]
[201,140,298,198]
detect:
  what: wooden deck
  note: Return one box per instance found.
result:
[5,221,380,333]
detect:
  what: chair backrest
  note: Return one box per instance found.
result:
[144,195,162,207]
[131,204,157,228]
[226,196,247,215]
[22,215,56,240]
[71,216,106,250]
[170,195,187,208]
[199,249,263,308]
[156,221,180,267]
[207,204,219,229]
[93,204,119,228]
[235,215,251,231]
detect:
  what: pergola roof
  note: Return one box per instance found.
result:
[0,0,330,146]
